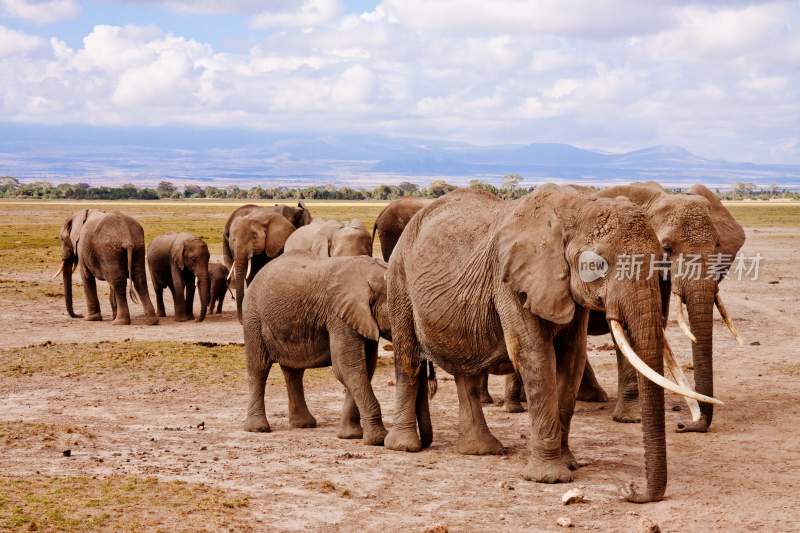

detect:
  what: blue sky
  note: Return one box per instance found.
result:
[1,1,798,163]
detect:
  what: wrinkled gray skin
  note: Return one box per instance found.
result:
[242,253,392,445]
[386,186,671,503]
[574,182,745,432]
[147,232,211,322]
[59,209,157,326]
[208,262,230,315]
[223,204,308,322]
[285,218,372,257]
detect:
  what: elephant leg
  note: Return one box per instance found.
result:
[554,310,589,470]
[110,279,131,326]
[171,271,188,322]
[109,289,117,321]
[478,373,494,404]
[280,366,317,429]
[184,272,196,320]
[504,372,526,413]
[338,339,378,439]
[455,373,504,455]
[216,294,223,314]
[577,360,609,402]
[384,287,430,452]
[243,319,272,433]
[612,345,641,423]
[331,331,386,446]
[81,269,102,321]
[132,250,157,325]
[155,285,167,317]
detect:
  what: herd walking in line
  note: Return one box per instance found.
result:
[54,181,746,503]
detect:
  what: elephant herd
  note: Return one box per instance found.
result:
[56,181,745,504]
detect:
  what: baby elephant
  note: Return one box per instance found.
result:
[242,252,391,445]
[208,262,231,315]
[147,232,211,322]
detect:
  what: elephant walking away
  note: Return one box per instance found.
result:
[55,209,157,326]
[285,218,372,257]
[384,186,721,503]
[223,206,302,321]
[147,233,211,322]
[372,197,432,262]
[208,262,231,315]
[242,253,391,446]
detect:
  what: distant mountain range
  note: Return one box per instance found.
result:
[1,124,799,188]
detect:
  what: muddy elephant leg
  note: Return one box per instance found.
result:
[171,271,188,322]
[110,278,131,325]
[612,345,641,423]
[577,360,609,402]
[338,339,378,440]
[330,331,386,446]
[243,318,272,432]
[109,289,117,321]
[216,295,223,314]
[280,366,317,429]
[555,309,589,470]
[81,268,102,321]
[479,373,494,404]
[455,373,504,455]
[504,372,526,412]
[184,273,195,320]
[155,284,167,317]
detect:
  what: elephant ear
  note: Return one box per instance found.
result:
[264,215,296,258]
[296,201,312,226]
[496,190,575,325]
[62,209,89,255]
[330,260,380,341]
[688,184,745,257]
[170,236,186,270]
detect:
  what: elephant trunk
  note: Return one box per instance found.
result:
[612,280,667,503]
[196,269,210,322]
[682,279,716,432]
[62,258,82,318]
[234,257,247,323]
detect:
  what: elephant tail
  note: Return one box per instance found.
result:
[427,361,438,399]
[126,244,140,305]
[370,221,378,258]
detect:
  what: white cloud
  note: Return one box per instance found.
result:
[251,0,341,29]
[0,0,78,24]
[0,1,798,163]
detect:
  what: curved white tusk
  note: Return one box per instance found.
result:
[227,268,235,282]
[715,292,744,346]
[245,259,252,281]
[662,334,701,422]
[71,261,79,273]
[52,264,64,279]
[610,320,723,405]
[674,294,697,343]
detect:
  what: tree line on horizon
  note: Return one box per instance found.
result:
[0,176,797,201]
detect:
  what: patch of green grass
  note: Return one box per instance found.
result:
[0,475,253,532]
[0,201,387,271]
[726,204,800,228]
[0,340,337,386]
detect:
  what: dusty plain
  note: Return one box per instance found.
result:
[0,200,799,532]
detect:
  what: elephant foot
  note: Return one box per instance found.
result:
[456,429,505,455]
[289,412,317,429]
[195,316,205,323]
[337,421,363,440]
[384,428,422,452]
[612,399,641,423]
[523,456,573,484]
[243,414,271,433]
[112,316,131,326]
[504,400,526,413]
[157,310,167,318]
[362,425,388,446]
[174,315,189,323]
[577,383,609,403]
[480,391,494,405]
[144,315,159,326]
[676,417,709,433]
[85,313,103,322]
[561,448,579,470]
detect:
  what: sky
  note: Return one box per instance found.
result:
[0,0,798,164]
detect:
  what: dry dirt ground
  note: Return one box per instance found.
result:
[1,203,799,531]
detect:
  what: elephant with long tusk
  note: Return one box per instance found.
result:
[385,185,722,503]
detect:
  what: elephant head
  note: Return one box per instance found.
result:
[229,212,296,321]
[330,219,372,257]
[498,185,720,502]
[601,182,745,432]
[55,209,91,318]
[330,257,391,341]
[278,201,312,228]
[173,236,211,322]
